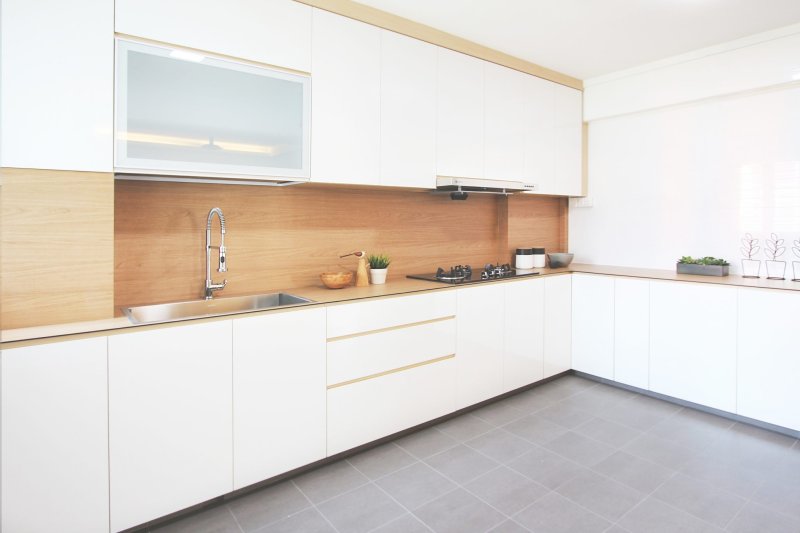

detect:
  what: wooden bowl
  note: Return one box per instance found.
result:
[320,271,353,289]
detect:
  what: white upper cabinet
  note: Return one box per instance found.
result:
[571,274,615,379]
[380,30,437,188]
[311,9,381,185]
[0,0,112,171]
[524,76,557,193]
[437,48,485,179]
[554,84,584,196]
[114,0,312,72]
[484,63,527,180]
[115,39,310,181]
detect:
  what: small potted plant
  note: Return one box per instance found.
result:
[676,256,730,277]
[367,253,391,285]
[792,238,800,282]
[740,233,761,278]
[764,233,786,280]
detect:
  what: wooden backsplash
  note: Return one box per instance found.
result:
[115,180,568,306]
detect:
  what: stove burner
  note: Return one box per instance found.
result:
[435,264,472,281]
[408,263,539,285]
[481,263,513,280]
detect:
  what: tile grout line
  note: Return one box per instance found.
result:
[288,479,343,533]
[225,505,246,533]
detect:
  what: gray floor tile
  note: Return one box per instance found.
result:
[293,460,369,504]
[727,422,798,448]
[375,462,456,510]
[536,375,599,400]
[573,416,642,449]
[647,410,733,449]
[256,508,335,533]
[503,388,561,414]
[371,513,432,533]
[513,491,611,533]
[507,446,586,490]
[750,476,800,521]
[317,483,404,533]
[414,488,506,533]
[601,395,680,431]
[617,497,722,533]
[464,466,549,515]
[536,402,595,429]
[151,505,240,533]
[555,469,645,521]
[592,450,675,494]
[435,414,495,441]
[604,527,632,533]
[651,473,746,528]
[503,414,570,445]
[424,444,499,484]
[228,480,311,532]
[395,427,459,459]
[465,428,536,464]
[543,430,616,466]
[726,501,800,533]
[623,432,700,470]
[489,519,530,533]
[558,386,636,417]
[347,443,417,480]
[472,400,528,426]
[679,453,766,499]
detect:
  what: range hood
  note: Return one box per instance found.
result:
[436,176,536,199]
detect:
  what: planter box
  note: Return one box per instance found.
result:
[676,263,729,277]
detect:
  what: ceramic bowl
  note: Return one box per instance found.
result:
[320,271,353,289]
[547,253,574,268]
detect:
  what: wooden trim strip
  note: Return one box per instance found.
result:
[327,354,455,389]
[326,315,455,342]
[295,0,582,90]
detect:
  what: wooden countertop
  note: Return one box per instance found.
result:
[3,263,798,346]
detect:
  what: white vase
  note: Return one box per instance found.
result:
[765,260,786,280]
[369,268,388,285]
[741,259,761,278]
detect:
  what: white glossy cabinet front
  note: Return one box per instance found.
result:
[311,9,381,185]
[0,0,112,171]
[554,84,584,196]
[108,321,233,532]
[114,0,312,72]
[649,281,737,412]
[571,274,615,379]
[484,63,527,180]
[613,278,650,389]
[544,275,572,377]
[233,308,326,489]
[503,278,545,391]
[737,288,800,431]
[1,338,109,533]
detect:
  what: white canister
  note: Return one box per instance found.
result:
[515,248,535,270]
[532,248,546,268]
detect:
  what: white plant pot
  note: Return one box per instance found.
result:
[741,259,761,278]
[369,268,388,285]
[765,260,786,280]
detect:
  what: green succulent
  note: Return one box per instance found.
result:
[677,256,730,266]
[367,253,391,269]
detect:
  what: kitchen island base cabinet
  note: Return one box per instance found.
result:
[233,308,326,490]
[1,338,109,533]
[503,278,545,391]
[544,275,572,377]
[737,289,800,431]
[108,321,233,532]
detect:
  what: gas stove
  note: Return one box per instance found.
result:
[407,264,540,284]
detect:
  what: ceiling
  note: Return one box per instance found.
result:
[356,0,800,80]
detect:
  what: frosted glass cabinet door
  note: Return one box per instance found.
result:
[115,39,310,180]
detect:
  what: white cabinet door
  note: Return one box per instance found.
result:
[504,278,545,391]
[1,338,109,533]
[115,0,312,72]
[311,9,380,185]
[456,284,504,408]
[484,63,527,180]
[380,30,437,188]
[233,308,327,489]
[109,321,233,532]
[0,0,112,171]
[614,278,650,389]
[649,282,737,412]
[554,84,584,196]
[737,289,800,431]
[571,274,615,379]
[544,275,572,377]
[437,48,484,179]
[524,76,557,194]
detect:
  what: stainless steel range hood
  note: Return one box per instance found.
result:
[435,176,536,199]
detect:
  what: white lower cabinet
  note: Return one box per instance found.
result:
[503,278,545,391]
[456,284,505,408]
[544,275,572,377]
[613,278,650,389]
[649,281,737,412]
[737,288,800,431]
[108,321,233,532]
[1,337,109,533]
[571,274,615,379]
[233,308,326,489]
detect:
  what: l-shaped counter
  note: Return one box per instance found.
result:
[2,264,799,532]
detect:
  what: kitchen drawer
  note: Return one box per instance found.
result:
[326,291,456,338]
[327,318,455,385]
[327,357,455,455]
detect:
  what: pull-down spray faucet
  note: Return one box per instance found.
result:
[205,207,227,299]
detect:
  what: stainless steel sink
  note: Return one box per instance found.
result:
[122,293,314,325]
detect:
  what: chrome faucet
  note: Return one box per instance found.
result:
[205,207,228,299]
